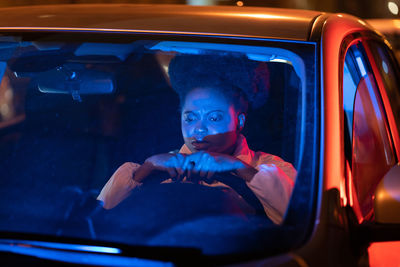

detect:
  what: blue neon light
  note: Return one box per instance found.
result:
[0,240,173,266]
[0,243,172,267]
[0,240,120,254]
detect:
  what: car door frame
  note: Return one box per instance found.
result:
[339,30,400,249]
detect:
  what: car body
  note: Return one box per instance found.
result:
[0,4,399,266]
[367,18,400,62]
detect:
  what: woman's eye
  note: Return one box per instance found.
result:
[184,117,193,122]
[183,114,196,122]
[209,114,223,122]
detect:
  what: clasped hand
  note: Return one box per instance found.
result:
[137,152,245,183]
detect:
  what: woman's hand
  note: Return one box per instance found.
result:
[134,151,257,184]
[134,153,186,182]
[181,152,246,181]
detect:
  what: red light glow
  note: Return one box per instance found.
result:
[369,242,400,267]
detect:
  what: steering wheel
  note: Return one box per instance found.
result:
[93,172,272,246]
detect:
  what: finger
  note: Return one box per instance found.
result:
[199,170,207,178]
[190,158,200,175]
[186,168,191,181]
[200,153,213,176]
[175,167,184,181]
[194,152,208,172]
[176,164,184,176]
[184,153,201,171]
[177,167,184,178]
[191,167,199,176]
[175,154,185,170]
[182,156,194,171]
[200,154,215,174]
[171,156,185,177]
[181,157,189,171]
[167,168,177,179]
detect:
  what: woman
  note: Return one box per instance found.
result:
[97,55,296,224]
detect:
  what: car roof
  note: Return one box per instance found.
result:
[367,19,400,34]
[0,4,323,41]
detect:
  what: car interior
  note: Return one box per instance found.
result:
[0,39,306,254]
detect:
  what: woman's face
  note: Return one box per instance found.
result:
[181,87,241,154]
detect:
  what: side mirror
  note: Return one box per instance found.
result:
[374,164,400,224]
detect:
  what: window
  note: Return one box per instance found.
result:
[367,41,400,137]
[343,41,396,221]
[0,34,316,256]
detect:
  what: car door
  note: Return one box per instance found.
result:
[362,38,400,267]
[341,35,400,266]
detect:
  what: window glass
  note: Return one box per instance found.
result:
[343,42,395,220]
[367,41,400,132]
[343,56,359,137]
[0,35,316,256]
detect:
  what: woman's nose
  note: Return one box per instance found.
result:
[194,121,208,135]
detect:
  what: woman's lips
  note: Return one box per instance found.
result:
[191,140,210,150]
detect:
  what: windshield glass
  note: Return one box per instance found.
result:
[0,33,317,258]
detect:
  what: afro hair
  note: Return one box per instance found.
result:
[168,54,270,113]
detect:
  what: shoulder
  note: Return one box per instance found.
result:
[255,152,286,164]
[254,151,297,180]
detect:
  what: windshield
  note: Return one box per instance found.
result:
[0,33,317,259]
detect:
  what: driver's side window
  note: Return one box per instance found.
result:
[343,41,396,222]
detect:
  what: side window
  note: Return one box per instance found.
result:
[367,41,400,142]
[343,42,396,221]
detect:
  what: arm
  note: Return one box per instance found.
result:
[245,163,296,224]
[97,162,142,209]
[181,151,296,224]
[97,153,187,209]
[224,153,297,224]
[233,161,258,182]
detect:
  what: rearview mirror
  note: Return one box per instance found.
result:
[36,65,114,101]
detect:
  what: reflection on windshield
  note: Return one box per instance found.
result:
[0,37,313,256]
